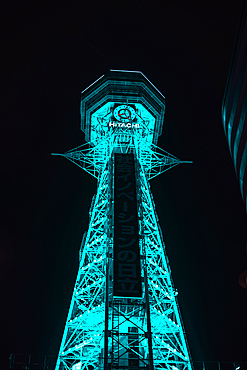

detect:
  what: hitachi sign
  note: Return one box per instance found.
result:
[108,121,140,128]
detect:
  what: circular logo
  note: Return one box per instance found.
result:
[113,105,136,123]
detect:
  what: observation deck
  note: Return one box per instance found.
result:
[80,70,166,146]
[53,70,186,180]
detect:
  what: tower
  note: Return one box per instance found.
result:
[53,70,192,370]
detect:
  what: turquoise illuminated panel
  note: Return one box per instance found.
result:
[80,70,165,146]
[90,102,155,145]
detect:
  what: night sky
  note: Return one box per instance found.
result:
[1,1,247,369]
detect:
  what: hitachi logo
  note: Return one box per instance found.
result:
[108,122,140,128]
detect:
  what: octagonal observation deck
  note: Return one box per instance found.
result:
[80,70,166,147]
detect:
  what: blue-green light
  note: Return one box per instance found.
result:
[54,70,192,370]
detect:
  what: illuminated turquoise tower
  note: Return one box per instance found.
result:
[54,70,192,370]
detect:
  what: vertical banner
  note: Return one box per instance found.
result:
[114,153,142,298]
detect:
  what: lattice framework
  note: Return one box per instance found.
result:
[53,126,192,370]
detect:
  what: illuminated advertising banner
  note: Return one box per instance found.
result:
[114,153,142,298]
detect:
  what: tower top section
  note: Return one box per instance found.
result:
[80,70,166,146]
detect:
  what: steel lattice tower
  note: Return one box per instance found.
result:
[53,70,193,370]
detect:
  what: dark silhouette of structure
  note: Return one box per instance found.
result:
[222,0,247,213]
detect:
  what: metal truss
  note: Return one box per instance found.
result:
[52,128,191,181]
[54,127,192,370]
[138,161,191,370]
[55,162,110,370]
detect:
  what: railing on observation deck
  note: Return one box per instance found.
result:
[8,354,247,370]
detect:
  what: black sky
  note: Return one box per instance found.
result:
[1,1,247,369]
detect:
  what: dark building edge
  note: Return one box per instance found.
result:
[222,0,247,213]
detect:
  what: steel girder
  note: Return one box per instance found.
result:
[55,162,110,370]
[54,132,192,370]
[138,162,191,370]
